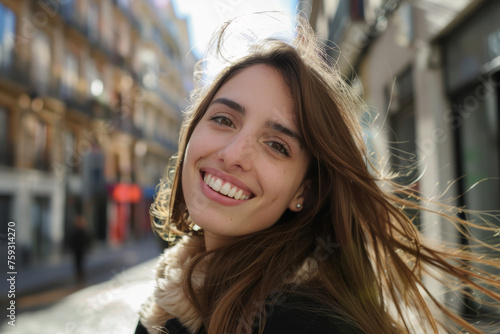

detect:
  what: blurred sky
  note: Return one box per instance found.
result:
[170,0,299,58]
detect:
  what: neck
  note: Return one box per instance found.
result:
[203,232,234,251]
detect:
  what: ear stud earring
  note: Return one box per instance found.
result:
[296,204,302,209]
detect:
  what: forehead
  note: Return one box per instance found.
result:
[212,64,296,120]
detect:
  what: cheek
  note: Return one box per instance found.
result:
[263,170,293,204]
[182,132,209,192]
[181,142,198,194]
[183,137,203,168]
[185,127,211,159]
[267,165,307,203]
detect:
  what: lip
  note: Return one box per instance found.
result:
[199,167,254,206]
[201,167,254,195]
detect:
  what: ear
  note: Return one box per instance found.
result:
[288,180,310,212]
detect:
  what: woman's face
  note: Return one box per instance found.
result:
[182,64,310,249]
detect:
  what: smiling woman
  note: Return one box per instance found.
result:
[134,14,500,334]
[181,64,310,248]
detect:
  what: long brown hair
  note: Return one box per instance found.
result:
[151,16,500,334]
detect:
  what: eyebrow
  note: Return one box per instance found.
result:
[265,120,303,148]
[209,97,303,148]
[209,97,246,114]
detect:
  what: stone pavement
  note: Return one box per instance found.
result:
[1,232,164,333]
[1,256,157,334]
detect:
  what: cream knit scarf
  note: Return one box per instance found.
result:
[139,235,206,334]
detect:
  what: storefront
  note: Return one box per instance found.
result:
[107,182,142,244]
[441,0,500,316]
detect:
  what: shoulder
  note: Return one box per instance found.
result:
[135,319,194,334]
[261,294,363,334]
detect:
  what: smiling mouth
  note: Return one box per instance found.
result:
[202,172,252,200]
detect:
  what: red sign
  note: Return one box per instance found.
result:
[112,184,142,203]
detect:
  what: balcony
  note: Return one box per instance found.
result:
[60,86,93,118]
[89,99,114,121]
[0,58,31,88]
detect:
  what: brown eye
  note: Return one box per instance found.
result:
[210,115,235,128]
[267,141,290,157]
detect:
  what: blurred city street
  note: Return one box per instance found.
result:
[0,236,160,334]
[0,0,499,331]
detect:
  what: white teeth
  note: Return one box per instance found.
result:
[203,173,250,200]
[228,186,237,198]
[212,178,222,192]
[220,183,231,195]
[234,189,243,200]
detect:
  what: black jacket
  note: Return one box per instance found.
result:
[135,295,362,334]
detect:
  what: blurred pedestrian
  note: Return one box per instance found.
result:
[71,214,89,284]
[135,14,500,334]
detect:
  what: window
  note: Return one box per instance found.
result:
[32,196,52,261]
[60,49,78,100]
[0,106,13,166]
[386,67,421,227]
[115,18,130,59]
[100,64,112,105]
[0,3,16,71]
[31,32,51,96]
[99,1,113,50]
[33,119,49,171]
[0,195,13,229]
[64,130,79,174]
[133,103,144,130]
[387,68,418,178]
[136,48,159,90]
[453,84,499,213]
[0,195,13,254]
[389,104,418,177]
[87,1,99,43]
[443,1,500,92]
[449,75,500,316]
[86,58,101,99]
[61,0,75,21]
[144,104,156,139]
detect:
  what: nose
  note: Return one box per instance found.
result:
[217,132,256,172]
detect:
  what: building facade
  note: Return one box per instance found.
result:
[0,0,195,267]
[307,0,499,319]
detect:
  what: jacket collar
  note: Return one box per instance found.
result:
[139,235,206,334]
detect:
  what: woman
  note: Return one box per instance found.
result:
[135,16,500,334]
